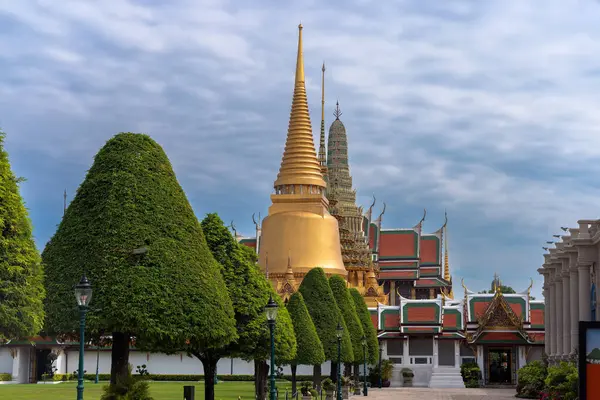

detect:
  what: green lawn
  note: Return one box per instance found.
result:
[0,380,294,400]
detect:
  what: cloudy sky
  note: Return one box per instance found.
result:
[4,0,600,298]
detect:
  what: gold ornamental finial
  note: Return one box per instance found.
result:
[273,24,326,189]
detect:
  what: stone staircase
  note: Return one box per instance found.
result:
[428,367,465,388]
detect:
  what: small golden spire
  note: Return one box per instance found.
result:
[443,212,451,282]
[273,24,325,189]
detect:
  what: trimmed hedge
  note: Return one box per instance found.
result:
[0,373,12,381]
[52,374,327,382]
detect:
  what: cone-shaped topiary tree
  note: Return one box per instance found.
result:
[0,130,45,342]
[330,275,364,380]
[298,267,353,388]
[196,214,296,400]
[285,291,325,394]
[349,288,379,365]
[42,133,236,387]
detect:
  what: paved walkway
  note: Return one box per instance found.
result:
[366,387,517,399]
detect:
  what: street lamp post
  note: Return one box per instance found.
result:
[265,295,279,400]
[361,335,367,396]
[336,323,343,400]
[74,274,93,400]
[378,344,382,389]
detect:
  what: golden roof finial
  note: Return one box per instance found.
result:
[273,24,325,189]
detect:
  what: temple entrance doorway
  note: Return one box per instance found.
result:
[487,348,513,385]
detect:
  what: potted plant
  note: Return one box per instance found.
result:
[401,368,414,387]
[341,376,351,399]
[300,381,316,400]
[381,359,393,387]
[322,378,335,400]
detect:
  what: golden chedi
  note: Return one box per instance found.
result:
[258,25,347,284]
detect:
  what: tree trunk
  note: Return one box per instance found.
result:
[255,359,268,400]
[110,332,130,385]
[330,361,337,381]
[199,354,219,400]
[291,364,298,395]
[344,363,351,377]
[313,364,322,392]
[353,363,360,386]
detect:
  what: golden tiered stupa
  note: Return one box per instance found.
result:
[257,25,348,290]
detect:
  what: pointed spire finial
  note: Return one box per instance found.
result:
[273,24,325,189]
[318,62,327,170]
[333,100,342,120]
[295,24,304,84]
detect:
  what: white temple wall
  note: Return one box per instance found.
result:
[0,347,331,381]
[0,348,12,374]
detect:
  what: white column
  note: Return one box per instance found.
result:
[543,284,550,357]
[570,268,579,356]
[433,337,439,368]
[454,340,460,368]
[555,277,563,357]
[548,282,556,358]
[562,272,570,358]
[11,348,20,382]
[518,346,527,371]
[476,345,484,381]
[403,337,409,365]
[579,263,591,321]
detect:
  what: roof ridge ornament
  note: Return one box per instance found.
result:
[333,100,342,120]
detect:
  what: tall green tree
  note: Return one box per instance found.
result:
[285,291,325,394]
[0,130,45,342]
[42,133,236,387]
[298,267,353,388]
[197,214,296,400]
[329,275,363,379]
[349,288,378,365]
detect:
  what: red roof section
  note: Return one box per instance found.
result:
[531,309,544,326]
[473,301,491,319]
[384,313,400,329]
[443,313,458,329]
[379,270,417,279]
[407,306,436,322]
[420,238,439,264]
[371,313,378,330]
[379,232,417,258]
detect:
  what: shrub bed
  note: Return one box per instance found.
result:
[51,373,325,382]
[0,373,12,381]
[516,361,547,398]
[460,362,481,388]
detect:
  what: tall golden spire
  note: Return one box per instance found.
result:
[274,24,326,189]
[318,63,327,173]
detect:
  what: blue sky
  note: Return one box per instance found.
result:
[4,0,600,298]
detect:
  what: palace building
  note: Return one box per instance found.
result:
[237,25,546,387]
[538,220,600,363]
